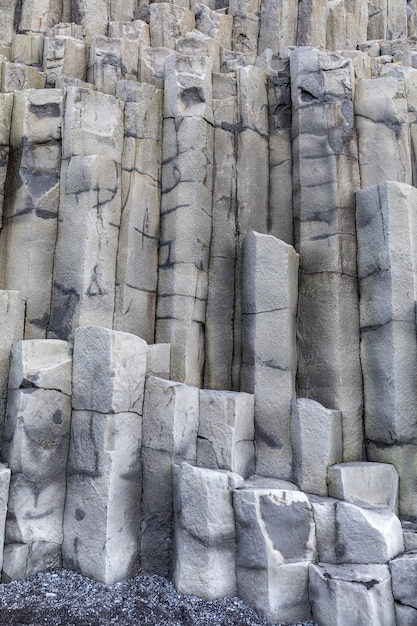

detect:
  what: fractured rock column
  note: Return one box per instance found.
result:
[356,181,417,517]
[205,72,238,390]
[113,82,163,343]
[297,0,327,47]
[241,231,298,480]
[141,376,199,577]
[257,0,298,55]
[0,291,25,449]
[291,47,363,462]
[155,49,213,387]
[48,87,124,340]
[0,89,63,339]
[0,94,13,228]
[233,65,269,389]
[172,463,240,599]
[3,339,72,580]
[229,0,261,64]
[355,75,412,188]
[63,326,147,584]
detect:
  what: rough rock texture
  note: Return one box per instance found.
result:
[0,1,417,624]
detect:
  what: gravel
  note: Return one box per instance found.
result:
[0,568,319,626]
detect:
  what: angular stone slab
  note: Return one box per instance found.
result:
[229,0,261,64]
[234,487,315,623]
[258,0,297,53]
[241,231,298,480]
[43,35,87,87]
[328,462,399,513]
[9,339,72,396]
[0,93,13,227]
[335,501,404,563]
[390,552,417,610]
[291,398,342,496]
[141,376,199,576]
[309,495,338,564]
[72,326,147,415]
[0,464,10,573]
[309,563,396,626]
[63,410,142,584]
[0,291,25,399]
[149,4,195,49]
[146,343,171,380]
[197,389,255,478]
[395,603,417,626]
[172,463,238,599]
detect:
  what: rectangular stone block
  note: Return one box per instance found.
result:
[328,462,399,513]
[229,0,261,64]
[149,4,195,49]
[234,487,316,623]
[72,326,147,415]
[241,231,298,480]
[390,552,417,610]
[146,343,171,380]
[9,339,72,395]
[291,399,342,496]
[309,563,396,626]
[0,465,10,574]
[297,0,327,47]
[18,0,62,32]
[197,389,255,478]
[63,410,142,584]
[258,0,297,53]
[0,292,25,400]
[12,34,44,67]
[43,35,87,87]
[309,495,338,563]
[172,463,238,599]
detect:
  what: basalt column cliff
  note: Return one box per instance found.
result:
[0,1,416,625]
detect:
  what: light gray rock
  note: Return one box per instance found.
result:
[2,543,30,582]
[395,602,417,626]
[146,343,171,380]
[309,495,338,563]
[309,563,396,626]
[63,410,142,584]
[355,76,412,188]
[335,501,404,563]
[2,62,46,91]
[356,182,417,446]
[0,464,11,573]
[9,339,72,396]
[72,326,147,415]
[113,82,163,343]
[172,463,239,599]
[0,89,63,340]
[368,0,388,39]
[195,4,233,49]
[43,35,87,86]
[328,462,399,513]
[297,0,327,47]
[204,72,238,390]
[291,399,342,496]
[234,487,315,623]
[0,0,21,45]
[149,4,195,49]
[141,376,199,576]
[18,0,62,32]
[197,389,255,478]
[229,0,261,64]
[156,51,213,387]
[402,520,417,551]
[139,46,172,89]
[258,0,297,53]
[241,231,298,480]
[0,291,25,402]
[291,47,363,463]
[0,93,14,228]
[390,551,417,610]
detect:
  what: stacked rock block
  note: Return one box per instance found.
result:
[1,0,417,625]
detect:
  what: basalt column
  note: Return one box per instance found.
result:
[155,47,214,387]
[291,47,363,462]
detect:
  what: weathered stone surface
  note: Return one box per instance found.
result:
[0,291,25,400]
[9,339,72,395]
[297,0,327,47]
[0,89,63,340]
[2,61,46,91]
[141,376,199,576]
[229,0,261,64]
[149,4,195,49]
[113,82,162,342]
[43,35,87,87]
[72,326,147,415]
[146,343,171,380]
[356,182,417,446]
[241,231,298,480]
[172,463,239,598]
[0,465,11,573]
[309,495,338,563]
[63,410,142,584]
[0,93,14,228]
[197,389,254,478]
[395,602,417,626]
[309,563,396,626]
[291,399,342,496]
[234,487,315,623]
[390,551,417,610]
[291,47,363,462]
[2,543,29,582]
[195,4,233,49]
[355,76,412,187]
[328,462,399,513]
[258,0,297,53]
[335,501,404,563]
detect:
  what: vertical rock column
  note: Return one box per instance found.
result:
[2,339,72,581]
[113,81,163,343]
[205,72,238,390]
[257,0,298,55]
[155,49,213,386]
[63,326,147,584]
[0,89,63,339]
[48,87,124,340]
[0,291,25,448]
[241,231,298,480]
[0,94,13,228]
[356,181,417,517]
[141,376,199,577]
[233,65,269,389]
[291,47,363,462]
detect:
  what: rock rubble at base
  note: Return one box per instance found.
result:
[0,1,417,625]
